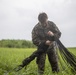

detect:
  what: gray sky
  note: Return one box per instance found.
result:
[0,0,76,47]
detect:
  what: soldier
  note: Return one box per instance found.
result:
[32,12,61,75]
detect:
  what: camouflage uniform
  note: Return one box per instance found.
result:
[32,21,61,74]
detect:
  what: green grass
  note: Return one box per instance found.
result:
[0,48,76,75]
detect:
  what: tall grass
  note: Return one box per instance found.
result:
[0,48,76,75]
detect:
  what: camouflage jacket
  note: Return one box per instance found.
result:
[32,21,61,46]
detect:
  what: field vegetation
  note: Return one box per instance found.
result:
[0,47,76,75]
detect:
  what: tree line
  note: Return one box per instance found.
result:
[0,39,36,48]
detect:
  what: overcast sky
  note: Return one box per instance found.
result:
[0,0,76,47]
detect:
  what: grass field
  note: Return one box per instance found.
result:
[0,48,76,75]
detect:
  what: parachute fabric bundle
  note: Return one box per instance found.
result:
[55,37,76,75]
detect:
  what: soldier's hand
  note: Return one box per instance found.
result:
[47,31,54,36]
[45,40,53,45]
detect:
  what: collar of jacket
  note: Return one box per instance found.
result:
[39,21,48,28]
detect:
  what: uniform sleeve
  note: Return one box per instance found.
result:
[32,27,45,46]
[51,22,61,38]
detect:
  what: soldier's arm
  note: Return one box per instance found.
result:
[32,27,45,46]
[51,22,61,38]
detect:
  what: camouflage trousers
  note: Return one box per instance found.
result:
[36,45,59,75]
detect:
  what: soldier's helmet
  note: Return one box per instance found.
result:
[38,12,48,23]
